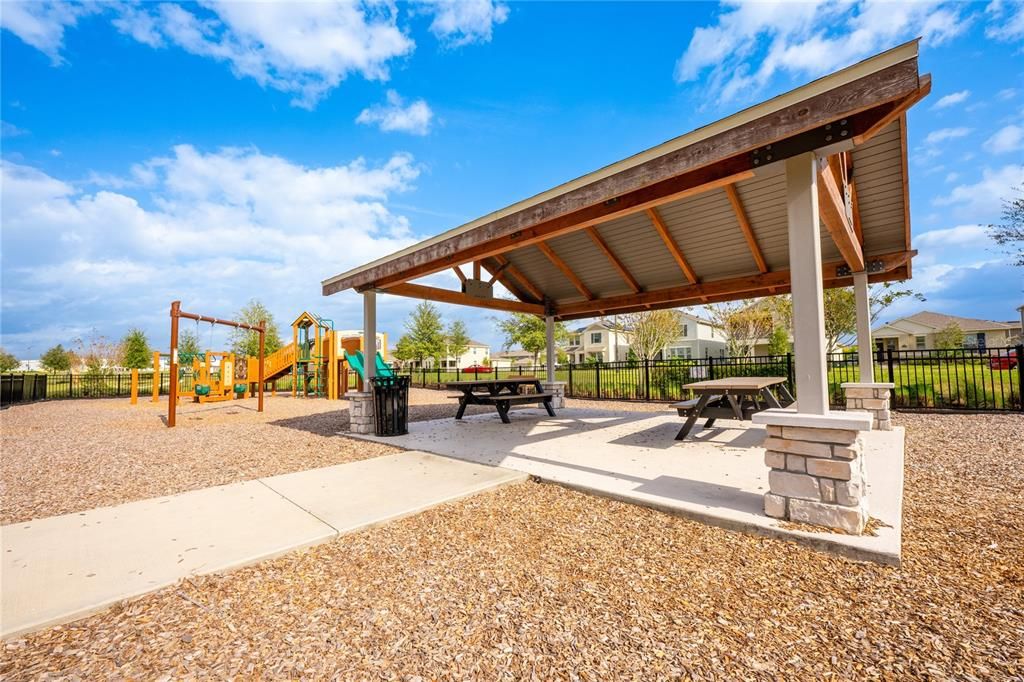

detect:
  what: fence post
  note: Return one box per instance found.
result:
[708,356,715,381]
[786,353,794,395]
[1017,344,1024,412]
[886,348,895,384]
[644,358,650,401]
[596,362,602,398]
[568,362,573,397]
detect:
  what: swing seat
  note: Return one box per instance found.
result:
[195,384,211,397]
[233,383,247,394]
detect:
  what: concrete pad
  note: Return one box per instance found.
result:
[1,480,334,639]
[2,451,526,639]
[355,408,905,565]
[262,451,528,534]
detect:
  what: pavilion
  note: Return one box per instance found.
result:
[323,40,930,534]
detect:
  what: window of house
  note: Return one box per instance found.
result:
[590,332,602,344]
[682,324,688,337]
[666,346,692,359]
[915,336,926,350]
[976,333,986,350]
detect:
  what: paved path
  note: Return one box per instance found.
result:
[1,452,526,639]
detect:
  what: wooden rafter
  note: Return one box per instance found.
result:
[853,74,931,145]
[555,250,914,320]
[493,254,544,302]
[646,207,698,284]
[844,151,864,245]
[386,282,545,315]
[723,184,767,274]
[472,261,481,279]
[584,226,641,293]
[452,266,467,283]
[537,242,593,300]
[486,260,510,285]
[818,159,864,272]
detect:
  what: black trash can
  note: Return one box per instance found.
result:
[370,375,410,436]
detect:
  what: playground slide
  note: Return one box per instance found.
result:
[345,350,394,380]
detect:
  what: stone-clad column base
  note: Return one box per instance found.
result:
[346,391,375,434]
[542,381,566,409]
[754,409,872,534]
[842,382,894,431]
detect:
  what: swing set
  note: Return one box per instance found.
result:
[167,300,265,428]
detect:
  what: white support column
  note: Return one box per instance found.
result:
[853,271,873,381]
[363,290,377,383]
[545,315,556,383]
[786,153,829,415]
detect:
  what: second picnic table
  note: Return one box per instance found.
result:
[445,377,556,424]
[671,376,795,440]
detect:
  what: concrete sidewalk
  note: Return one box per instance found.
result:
[1,452,526,639]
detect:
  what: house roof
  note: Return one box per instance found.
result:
[874,311,1021,334]
[571,319,633,334]
[324,42,928,322]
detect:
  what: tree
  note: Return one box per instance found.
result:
[0,348,19,372]
[703,299,774,357]
[229,299,283,358]
[988,186,1023,266]
[620,310,682,360]
[496,313,567,365]
[401,302,446,366]
[445,320,471,365]
[40,344,72,372]
[767,326,790,355]
[391,334,418,366]
[74,330,119,373]
[934,321,964,349]
[178,329,201,360]
[119,328,151,369]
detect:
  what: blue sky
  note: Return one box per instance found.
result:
[2,0,1022,360]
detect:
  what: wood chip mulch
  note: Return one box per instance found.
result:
[0,389,497,525]
[2,412,1022,679]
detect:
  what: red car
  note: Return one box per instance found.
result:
[989,351,1018,370]
[462,364,492,374]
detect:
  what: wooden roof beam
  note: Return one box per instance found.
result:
[646,207,698,284]
[584,226,641,293]
[386,282,545,316]
[818,157,864,272]
[537,241,593,300]
[555,250,913,319]
[493,254,545,302]
[723,184,768,274]
[452,266,467,283]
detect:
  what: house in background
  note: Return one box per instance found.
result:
[392,339,490,370]
[871,311,1022,351]
[490,350,537,369]
[566,320,632,363]
[660,311,727,359]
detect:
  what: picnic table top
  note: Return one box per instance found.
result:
[444,377,541,388]
[685,376,788,391]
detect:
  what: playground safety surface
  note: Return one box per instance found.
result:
[2,413,1021,680]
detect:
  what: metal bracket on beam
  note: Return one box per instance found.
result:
[544,297,557,318]
[750,119,852,168]
[836,259,886,277]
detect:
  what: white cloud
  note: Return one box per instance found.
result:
[944,172,959,183]
[932,89,970,109]
[0,148,423,356]
[915,224,989,248]
[673,0,970,104]
[933,164,1024,217]
[0,0,97,64]
[1,120,29,138]
[924,127,972,144]
[997,88,1018,101]
[985,0,1024,41]
[114,1,416,109]
[984,124,1024,154]
[356,90,434,135]
[422,0,509,47]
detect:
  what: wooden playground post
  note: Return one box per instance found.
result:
[151,351,160,402]
[130,369,139,405]
[167,300,265,428]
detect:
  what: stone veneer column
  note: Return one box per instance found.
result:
[542,381,566,409]
[842,382,894,431]
[346,391,375,434]
[754,410,873,534]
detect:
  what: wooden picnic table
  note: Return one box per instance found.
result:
[671,377,794,440]
[444,377,556,424]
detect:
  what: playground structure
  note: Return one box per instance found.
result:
[167,301,264,428]
[248,311,390,400]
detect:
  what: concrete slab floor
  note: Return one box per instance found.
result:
[1,452,526,640]
[356,408,905,565]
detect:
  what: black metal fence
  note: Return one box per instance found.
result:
[2,345,1021,412]
[396,345,1023,412]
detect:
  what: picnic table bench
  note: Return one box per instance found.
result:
[671,377,794,440]
[445,377,556,424]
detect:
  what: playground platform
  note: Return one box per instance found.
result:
[1,452,526,639]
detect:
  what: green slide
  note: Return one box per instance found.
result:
[344,350,394,380]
